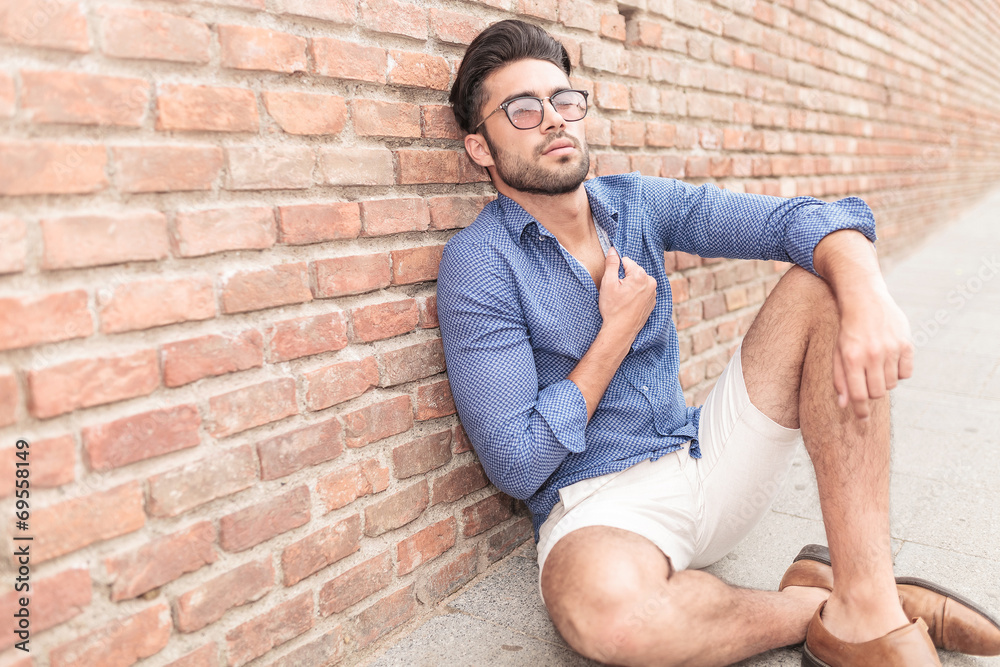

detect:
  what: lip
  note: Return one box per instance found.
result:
[542,139,576,155]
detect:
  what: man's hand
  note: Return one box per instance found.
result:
[832,287,915,421]
[598,248,657,342]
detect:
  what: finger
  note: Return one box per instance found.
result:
[843,352,871,420]
[898,339,915,379]
[620,256,646,278]
[866,357,887,399]
[605,246,619,268]
[833,349,849,409]
[883,350,900,391]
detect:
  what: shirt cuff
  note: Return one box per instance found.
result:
[535,379,589,454]
[787,196,878,277]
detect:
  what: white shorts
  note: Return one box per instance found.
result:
[536,340,802,602]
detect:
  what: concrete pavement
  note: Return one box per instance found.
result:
[363,188,1000,667]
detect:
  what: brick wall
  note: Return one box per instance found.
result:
[1,0,999,665]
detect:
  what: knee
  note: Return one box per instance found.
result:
[781,265,840,332]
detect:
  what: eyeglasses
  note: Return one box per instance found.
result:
[474,89,589,132]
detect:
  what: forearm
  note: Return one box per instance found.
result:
[568,323,633,421]
[813,229,888,302]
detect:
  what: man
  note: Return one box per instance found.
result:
[436,19,1000,667]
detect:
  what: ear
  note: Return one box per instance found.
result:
[464,132,495,169]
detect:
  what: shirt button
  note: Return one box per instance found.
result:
[642,385,648,392]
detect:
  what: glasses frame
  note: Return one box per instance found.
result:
[473,89,590,132]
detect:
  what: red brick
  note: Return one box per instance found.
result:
[277,202,359,244]
[429,8,486,44]
[364,480,428,536]
[0,0,90,53]
[559,0,600,30]
[392,430,451,478]
[601,13,626,40]
[0,71,12,118]
[174,206,275,257]
[378,339,446,388]
[596,153,630,176]
[99,7,210,63]
[258,418,343,480]
[674,300,702,329]
[219,24,307,73]
[309,37,386,83]
[0,568,89,648]
[361,0,427,39]
[702,292,727,320]
[662,155,686,178]
[670,276,689,303]
[147,445,257,518]
[360,198,430,236]
[415,379,456,420]
[431,460,489,505]
[314,253,390,297]
[318,552,393,616]
[317,458,389,511]
[266,311,348,363]
[518,0,558,20]
[462,492,514,536]
[282,514,361,586]
[388,50,450,90]
[418,295,439,329]
[487,516,533,562]
[679,358,706,389]
[83,404,200,471]
[351,99,420,138]
[422,104,461,139]
[305,357,379,412]
[647,122,677,147]
[21,69,147,127]
[0,374,16,427]
[427,195,491,230]
[0,435,75,496]
[274,0,354,23]
[162,330,263,388]
[460,157,490,183]
[391,245,445,285]
[220,485,310,552]
[99,275,214,334]
[176,559,273,633]
[105,522,217,601]
[41,211,168,270]
[34,482,144,563]
[225,593,313,667]
[340,395,413,448]
[28,349,159,419]
[264,90,346,136]
[49,604,171,667]
[595,81,629,110]
[222,262,312,314]
[349,586,419,650]
[317,146,394,186]
[397,517,456,575]
[397,149,460,185]
[208,378,297,438]
[453,422,472,453]
[265,629,345,667]
[225,146,315,190]
[417,548,478,604]
[164,644,218,667]
[612,120,645,147]
[0,214,26,274]
[156,84,258,132]
[113,145,223,193]
[350,299,419,343]
[0,141,107,196]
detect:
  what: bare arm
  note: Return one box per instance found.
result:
[568,248,657,420]
[813,229,914,421]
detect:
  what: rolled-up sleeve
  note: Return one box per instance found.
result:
[436,241,588,501]
[644,177,877,276]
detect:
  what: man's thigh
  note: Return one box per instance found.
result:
[540,525,673,651]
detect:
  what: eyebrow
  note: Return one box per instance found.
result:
[498,87,569,106]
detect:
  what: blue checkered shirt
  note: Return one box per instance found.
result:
[436,173,877,542]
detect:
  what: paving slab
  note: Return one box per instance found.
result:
[364,190,1000,666]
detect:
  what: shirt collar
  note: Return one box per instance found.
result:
[493,180,621,244]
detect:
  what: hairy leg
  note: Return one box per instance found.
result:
[541,525,827,667]
[740,265,906,642]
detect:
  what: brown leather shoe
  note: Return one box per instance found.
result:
[803,602,941,666]
[781,544,1000,656]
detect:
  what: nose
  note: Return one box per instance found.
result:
[540,97,567,132]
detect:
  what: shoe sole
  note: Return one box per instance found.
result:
[801,643,831,667]
[794,544,1000,632]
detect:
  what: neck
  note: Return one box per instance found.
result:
[497,182,593,245]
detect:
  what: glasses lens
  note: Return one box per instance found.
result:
[551,90,588,121]
[506,98,544,128]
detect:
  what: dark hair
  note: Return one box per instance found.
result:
[450,19,571,135]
